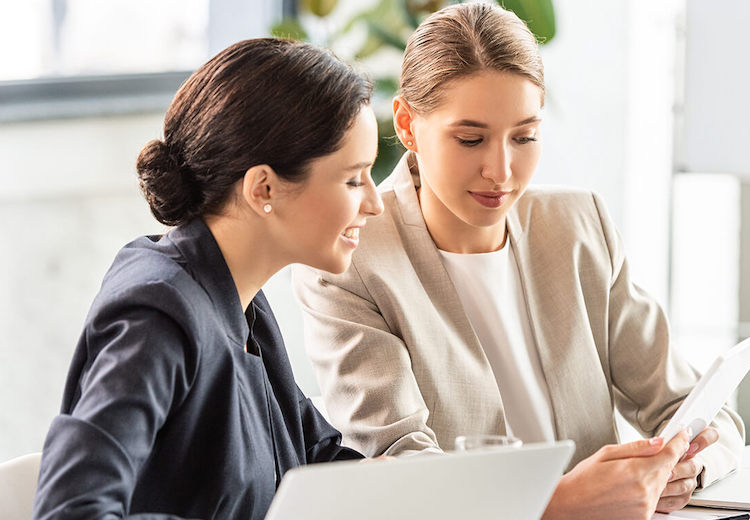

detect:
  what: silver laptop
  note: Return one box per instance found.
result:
[265,440,575,520]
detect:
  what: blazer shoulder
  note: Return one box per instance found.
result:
[512,186,620,267]
[92,237,210,327]
[516,185,598,210]
[512,185,611,231]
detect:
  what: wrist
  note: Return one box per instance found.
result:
[541,473,575,520]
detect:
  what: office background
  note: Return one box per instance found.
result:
[1,0,749,461]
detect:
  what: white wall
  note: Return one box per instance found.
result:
[680,0,750,176]
[537,0,678,306]
[672,0,750,413]
[0,114,166,460]
[671,174,741,371]
[536,2,630,218]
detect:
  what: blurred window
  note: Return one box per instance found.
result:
[1,0,209,81]
[0,0,282,120]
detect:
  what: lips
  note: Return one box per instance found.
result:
[469,191,511,208]
[342,228,359,240]
[340,227,360,248]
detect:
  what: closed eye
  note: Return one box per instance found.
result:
[457,138,483,147]
[347,180,365,187]
[514,137,538,144]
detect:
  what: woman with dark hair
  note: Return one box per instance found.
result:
[32,38,382,519]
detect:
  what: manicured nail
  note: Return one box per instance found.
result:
[683,441,692,455]
[687,443,698,455]
[649,437,664,446]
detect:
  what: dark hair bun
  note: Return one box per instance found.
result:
[135,39,372,227]
[136,139,202,226]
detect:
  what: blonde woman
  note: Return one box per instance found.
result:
[293,4,744,518]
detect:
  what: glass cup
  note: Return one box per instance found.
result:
[454,434,523,452]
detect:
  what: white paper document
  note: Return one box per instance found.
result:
[689,448,750,509]
[652,507,749,519]
[660,337,750,443]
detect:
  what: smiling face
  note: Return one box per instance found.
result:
[396,71,543,253]
[275,104,383,274]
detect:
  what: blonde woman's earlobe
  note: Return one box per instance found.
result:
[392,96,416,150]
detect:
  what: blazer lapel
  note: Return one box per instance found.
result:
[505,210,566,439]
[506,199,615,462]
[385,153,508,433]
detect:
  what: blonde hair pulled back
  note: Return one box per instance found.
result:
[400,2,544,114]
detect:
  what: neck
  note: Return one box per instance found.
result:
[418,185,507,254]
[204,213,285,312]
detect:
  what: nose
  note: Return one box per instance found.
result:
[361,177,384,217]
[481,142,512,185]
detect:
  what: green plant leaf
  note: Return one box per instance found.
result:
[366,19,408,50]
[399,0,421,28]
[271,18,309,41]
[356,33,387,60]
[405,0,446,16]
[302,0,339,18]
[374,77,400,96]
[340,0,411,42]
[373,120,404,184]
[500,0,556,44]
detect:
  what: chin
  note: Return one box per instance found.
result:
[326,264,349,275]
[309,254,351,275]
[464,211,507,229]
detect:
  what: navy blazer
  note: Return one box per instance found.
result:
[33,218,362,520]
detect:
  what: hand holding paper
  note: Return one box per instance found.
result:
[660,337,750,443]
[657,427,718,512]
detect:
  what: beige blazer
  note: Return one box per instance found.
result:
[293,152,744,485]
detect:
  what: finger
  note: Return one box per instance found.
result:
[359,455,394,463]
[685,427,719,459]
[656,492,691,513]
[661,476,698,498]
[669,459,702,482]
[657,428,692,466]
[598,437,665,461]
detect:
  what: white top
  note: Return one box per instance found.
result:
[438,242,556,443]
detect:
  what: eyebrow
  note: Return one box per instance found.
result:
[345,161,374,171]
[449,116,542,128]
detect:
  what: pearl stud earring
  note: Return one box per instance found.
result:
[263,204,272,214]
[406,140,413,147]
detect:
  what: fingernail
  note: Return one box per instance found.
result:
[687,443,698,455]
[649,437,663,446]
